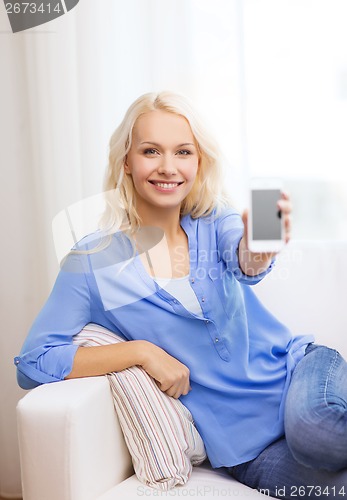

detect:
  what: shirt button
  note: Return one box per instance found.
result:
[173,299,178,304]
[201,297,205,303]
[15,359,20,365]
[191,278,195,284]
[205,320,209,324]
[215,338,219,343]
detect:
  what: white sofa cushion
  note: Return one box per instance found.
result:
[98,463,266,500]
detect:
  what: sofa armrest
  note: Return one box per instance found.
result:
[17,376,134,500]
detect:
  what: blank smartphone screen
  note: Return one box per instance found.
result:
[252,189,281,240]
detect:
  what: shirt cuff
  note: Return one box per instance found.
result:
[232,255,276,285]
[15,343,79,389]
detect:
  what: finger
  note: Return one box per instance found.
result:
[284,215,292,232]
[241,209,248,231]
[277,199,292,215]
[241,209,248,242]
[158,379,175,393]
[241,209,248,223]
[175,378,191,398]
[170,387,184,399]
[176,379,189,397]
[280,190,290,200]
[181,384,191,396]
[164,386,176,398]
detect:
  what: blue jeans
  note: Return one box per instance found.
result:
[228,344,347,498]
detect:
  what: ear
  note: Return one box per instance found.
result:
[124,156,131,174]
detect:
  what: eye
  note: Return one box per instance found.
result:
[143,148,159,155]
[176,149,192,156]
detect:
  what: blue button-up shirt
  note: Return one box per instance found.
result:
[15,208,313,467]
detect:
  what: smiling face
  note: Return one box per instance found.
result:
[124,110,199,217]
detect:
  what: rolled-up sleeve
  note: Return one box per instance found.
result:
[15,254,91,389]
[216,208,275,285]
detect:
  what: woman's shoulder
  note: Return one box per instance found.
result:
[182,205,241,228]
[60,229,130,273]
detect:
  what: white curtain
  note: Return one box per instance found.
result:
[0,1,246,496]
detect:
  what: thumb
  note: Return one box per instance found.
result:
[241,209,248,239]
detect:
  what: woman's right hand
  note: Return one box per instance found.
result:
[139,341,191,399]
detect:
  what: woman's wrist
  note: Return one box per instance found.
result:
[135,340,157,367]
[238,237,273,276]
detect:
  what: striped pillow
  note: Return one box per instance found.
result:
[73,324,207,490]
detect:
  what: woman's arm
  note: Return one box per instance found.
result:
[16,254,93,389]
[65,340,146,378]
[66,340,191,399]
[238,192,292,276]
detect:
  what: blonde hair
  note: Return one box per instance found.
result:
[100,91,231,234]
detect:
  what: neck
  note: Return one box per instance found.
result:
[136,204,182,242]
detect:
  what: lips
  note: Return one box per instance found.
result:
[148,180,184,189]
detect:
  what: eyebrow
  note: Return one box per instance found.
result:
[140,141,196,148]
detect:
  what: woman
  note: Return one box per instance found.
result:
[15,91,347,496]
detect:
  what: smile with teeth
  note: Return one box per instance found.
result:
[149,181,183,189]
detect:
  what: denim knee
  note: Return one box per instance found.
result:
[285,346,347,472]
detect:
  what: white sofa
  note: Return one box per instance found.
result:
[16,241,347,500]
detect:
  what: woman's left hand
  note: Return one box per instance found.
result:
[239,191,292,275]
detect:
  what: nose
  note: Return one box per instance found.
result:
[157,156,177,176]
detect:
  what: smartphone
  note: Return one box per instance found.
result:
[248,178,284,253]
